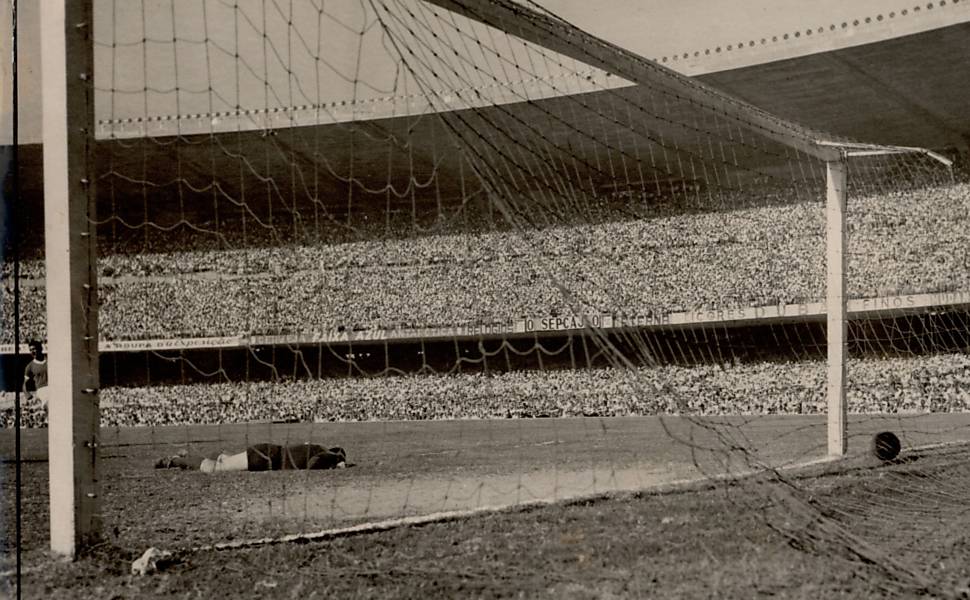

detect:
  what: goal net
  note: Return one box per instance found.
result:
[5,0,969,592]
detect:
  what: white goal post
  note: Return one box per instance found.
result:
[818,142,952,456]
[41,0,101,558]
[826,157,848,457]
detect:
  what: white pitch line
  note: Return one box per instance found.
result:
[179,453,847,555]
[178,438,969,556]
[2,438,965,579]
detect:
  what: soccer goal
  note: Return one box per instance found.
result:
[11,1,968,591]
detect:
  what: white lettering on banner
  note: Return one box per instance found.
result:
[855,294,919,312]
[520,315,614,333]
[695,307,751,322]
[3,292,969,355]
[290,322,516,344]
[926,290,967,306]
[100,335,242,352]
[614,313,671,328]
[455,321,513,337]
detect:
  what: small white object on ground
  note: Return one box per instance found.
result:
[131,547,173,576]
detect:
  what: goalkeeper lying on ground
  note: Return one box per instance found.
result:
[155,443,347,472]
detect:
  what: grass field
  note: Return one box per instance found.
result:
[3,413,970,598]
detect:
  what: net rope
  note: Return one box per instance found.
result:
[3,0,969,594]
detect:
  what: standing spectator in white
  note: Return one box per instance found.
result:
[23,341,48,409]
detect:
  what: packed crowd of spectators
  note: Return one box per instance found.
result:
[0,395,48,428]
[4,181,968,342]
[3,352,965,428]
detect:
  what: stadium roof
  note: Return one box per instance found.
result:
[4,1,968,214]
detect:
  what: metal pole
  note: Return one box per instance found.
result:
[11,0,24,592]
[826,158,848,457]
[41,0,101,557]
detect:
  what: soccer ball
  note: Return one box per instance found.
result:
[871,431,901,462]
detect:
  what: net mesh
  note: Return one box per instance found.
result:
[4,0,970,594]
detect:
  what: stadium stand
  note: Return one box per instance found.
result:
[3,182,969,343]
[3,353,966,428]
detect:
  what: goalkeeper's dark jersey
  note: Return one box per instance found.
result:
[246,443,346,471]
